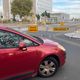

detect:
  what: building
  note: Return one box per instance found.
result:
[3,0,9,19]
[3,0,13,19]
[50,13,70,23]
[34,0,52,14]
[3,0,52,20]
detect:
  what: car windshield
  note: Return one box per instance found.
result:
[30,35,44,44]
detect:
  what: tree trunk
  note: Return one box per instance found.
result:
[13,15,16,21]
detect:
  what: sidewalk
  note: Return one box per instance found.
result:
[0,23,53,31]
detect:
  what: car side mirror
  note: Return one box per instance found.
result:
[19,42,27,51]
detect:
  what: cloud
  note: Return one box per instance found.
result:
[53,0,80,18]
[52,8,65,13]
[53,0,70,3]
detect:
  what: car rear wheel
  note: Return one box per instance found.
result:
[38,57,58,77]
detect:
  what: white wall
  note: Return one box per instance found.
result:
[50,13,70,23]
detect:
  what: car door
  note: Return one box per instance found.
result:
[0,30,39,79]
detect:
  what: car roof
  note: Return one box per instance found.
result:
[0,26,21,34]
[0,26,15,31]
[0,26,8,29]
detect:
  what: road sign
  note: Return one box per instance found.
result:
[28,24,38,32]
[60,22,65,26]
[42,21,46,25]
[53,27,69,32]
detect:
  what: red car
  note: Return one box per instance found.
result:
[0,26,66,80]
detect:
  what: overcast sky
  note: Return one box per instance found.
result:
[52,0,80,18]
[0,0,80,18]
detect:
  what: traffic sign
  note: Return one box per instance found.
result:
[60,22,65,26]
[42,21,46,25]
[28,24,38,32]
[53,27,69,32]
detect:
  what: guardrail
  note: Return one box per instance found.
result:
[27,24,69,32]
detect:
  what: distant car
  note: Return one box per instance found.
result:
[0,26,66,79]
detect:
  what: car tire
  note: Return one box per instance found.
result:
[38,57,58,77]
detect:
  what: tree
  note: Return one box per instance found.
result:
[47,13,50,18]
[41,11,50,22]
[11,0,32,20]
[36,14,40,21]
[41,11,47,17]
[41,11,50,18]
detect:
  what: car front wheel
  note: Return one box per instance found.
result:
[38,57,58,77]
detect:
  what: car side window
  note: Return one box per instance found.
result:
[0,30,38,48]
[23,39,38,47]
[0,30,22,48]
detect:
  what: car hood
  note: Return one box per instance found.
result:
[41,38,59,46]
[31,35,59,46]
[40,38,66,52]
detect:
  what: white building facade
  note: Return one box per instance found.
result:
[35,0,52,14]
[50,13,70,23]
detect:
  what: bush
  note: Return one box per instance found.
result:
[3,20,11,23]
[0,20,2,23]
[22,18,31,23]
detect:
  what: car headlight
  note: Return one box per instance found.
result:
[57,44,66,51]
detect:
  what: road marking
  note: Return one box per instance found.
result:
[53,36,80,47]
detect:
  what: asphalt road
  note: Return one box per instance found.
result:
[24,31,80,80]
